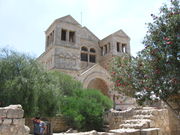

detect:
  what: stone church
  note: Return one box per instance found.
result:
[38,15,136,110]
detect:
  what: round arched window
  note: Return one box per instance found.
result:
[90,48,96,53]
[81,46,88,62]
[89,48,96,63]
[81,46,88,51]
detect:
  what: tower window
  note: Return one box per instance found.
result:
[117,42,120,52]
[61,29,67,41]
[105,45,107,54]
[46,36,50,47]
[69,31,75,42]
[100,47,103,56]
[46,30,54,48]
[122,44,127,53]
[108,42,111,52]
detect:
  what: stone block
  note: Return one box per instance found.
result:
[13,118,25,126]
[6,108,24,118]
[3,118,12,125]
[0,118,2,124]
[0,108,7,117]
[141,128,160,135]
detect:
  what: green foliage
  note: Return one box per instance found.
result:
[0,48,113,131]
[48,71,82,96]
[0,48,57,117]
[111,0,180,105]
[111,55,135,97]
[142,0,180,100]
[59,88,112,131]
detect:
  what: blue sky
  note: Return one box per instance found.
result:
[0,0,169,57]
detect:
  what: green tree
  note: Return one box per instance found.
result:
[59,88,112,131]
[0,48,57,117]
[111,0,180,111]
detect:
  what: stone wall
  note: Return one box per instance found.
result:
[26,116,69,133]
[0,105,29,135]
[168,107,180,135]
[104,108,134,129]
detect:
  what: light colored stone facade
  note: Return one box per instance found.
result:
[38,15,134,110]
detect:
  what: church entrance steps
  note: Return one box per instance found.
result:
[132,115,154,120]
[106,107,170,134]
[110,128,160,135]
[119,119,154,129]
[118,108,157,129]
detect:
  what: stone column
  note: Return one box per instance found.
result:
[66,30,69,42]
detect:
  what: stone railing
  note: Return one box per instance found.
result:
[0,105,29,135]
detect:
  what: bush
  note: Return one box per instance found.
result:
[59,88,112,131]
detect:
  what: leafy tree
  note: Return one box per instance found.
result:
[0,48,113,129]
[59,88,112,131]
[48,71,82,96]
[111,0,180,111]
[0,48,57,117]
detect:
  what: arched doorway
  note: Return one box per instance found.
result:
[87,78,109,97]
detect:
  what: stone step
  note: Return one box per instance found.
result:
[119,122,150,129]
[134,110,153,115]
[124,119,151,124]
[110,128,160,135]
[133,115,154,120]
[123,119,155,128]
[134,108,160,116]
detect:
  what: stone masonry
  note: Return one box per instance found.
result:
[107,107,171,135]
[38,15,135,110]
[55,107,172,135]
[0,105,29,135]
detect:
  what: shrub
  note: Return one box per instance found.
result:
[59,88,112,131]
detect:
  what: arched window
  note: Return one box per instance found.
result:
[81,46,88,62]
[89,48,96,63]
[81,46,88,51]
[89,55,96,63]
[90,48,96,53]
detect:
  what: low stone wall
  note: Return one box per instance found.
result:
[0,105,29,135]
[148,108,170,135]
[26,116,69,133]
[168,107,180,135]
[104,108,134,129]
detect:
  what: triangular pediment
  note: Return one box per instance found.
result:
[80,64,110,78]
[46,15,81,33]
[81,27,99,41]
[56,15,81,26]
[112,29,130,39]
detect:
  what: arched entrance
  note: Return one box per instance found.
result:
[87,78,109,97]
